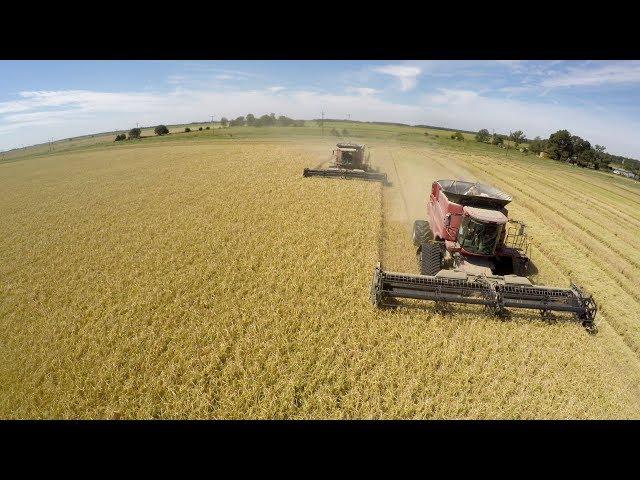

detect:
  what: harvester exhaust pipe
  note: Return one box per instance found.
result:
[370,263,597,333]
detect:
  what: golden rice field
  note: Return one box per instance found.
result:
[1,136,640,418]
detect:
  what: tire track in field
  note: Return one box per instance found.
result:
[390,149,412,225]
[425,150,640,295]
[562,171,640,210]
[476,160,640,255]
[470,161,640,285]
[462,150,640,216]
[446,155,640,350]
[395,146,640,391]
[502,161,640,231]
[500,160,640,227]
[467,159,640,293]
[390,146,640,380]
[423,150,640,354]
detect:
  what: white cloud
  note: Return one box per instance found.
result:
[424,88,479,105]
[2,84,640,159]
[267,86,285,92]
[542,62,640,88]
[0,87,422,151]
[418,88,640,157]
[373,64,421,91]
[345,87,380,96]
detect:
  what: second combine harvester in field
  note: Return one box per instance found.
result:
[370,179,598,332]
[303,143,387,183]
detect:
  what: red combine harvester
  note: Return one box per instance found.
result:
[371,179,598,332]
[303,143,387,183]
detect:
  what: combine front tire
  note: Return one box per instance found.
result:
[418,241,444,276]
[412,220,433,247]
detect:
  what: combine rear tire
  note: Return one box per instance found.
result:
[418,241,444,276]
[512,256,529,276]
[412,220,433,247]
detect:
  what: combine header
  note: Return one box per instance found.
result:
[371,179,597,332]
[303,143,387,183]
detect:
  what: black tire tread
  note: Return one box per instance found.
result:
[419,241,444,276]
[412,220,433,246]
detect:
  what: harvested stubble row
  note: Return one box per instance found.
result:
[1,141,640,418]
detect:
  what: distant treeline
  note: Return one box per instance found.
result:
[221,113,304,127]
[415,124,478,135]
[473,127,639,173]
[313,119,412,128]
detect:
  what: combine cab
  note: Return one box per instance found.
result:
[303,143,387,183]
[371,179,597,332]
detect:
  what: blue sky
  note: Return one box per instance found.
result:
[2,60,640,158]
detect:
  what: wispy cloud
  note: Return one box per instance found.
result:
[345,87,380,96]
[165,65,261,87]
[373,64,421,91]
[3,61,640,158]
[424,88,479,105]
[542,62,640,88]
[418,88,640,157]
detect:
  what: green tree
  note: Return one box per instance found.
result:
[229,116,245,127]
[128,127,141,139]
[246,114,256,126]
[570,135,591,165]
[278,115,294,126]
[508,130,525,148]
[256,114,275,126]
[451,132,465,141]
[593,145,609,170]
[529,136,545,154]
[491,133,503,145]
[546,129,573,161]
[220,117,228,127]
[154,125,169,136]
[184,127,191,132]
[475,129,490,143]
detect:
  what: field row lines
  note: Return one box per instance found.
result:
[469,161,640,286]
[503,159,640,224]
[506,156,640,212]
[472,159,640,257]
[446,148,640,213]
[416,149,640,348]
[497,161,640,231]
[447,159,640,355]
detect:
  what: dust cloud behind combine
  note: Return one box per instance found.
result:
[374,143,477,226]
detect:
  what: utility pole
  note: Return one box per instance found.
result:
[211,115,215,135]
[321,111,324,137]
